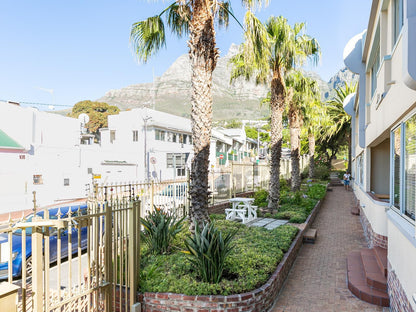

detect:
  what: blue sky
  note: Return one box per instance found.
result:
[0,0,371,110]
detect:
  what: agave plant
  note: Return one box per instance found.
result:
[141,208,185,254]
[184,221,236,283]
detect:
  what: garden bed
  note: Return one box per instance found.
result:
[133,189,327,311]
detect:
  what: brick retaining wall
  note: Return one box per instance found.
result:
[387,262,415,312]
[134,194,326,312]
[359,206,388,249]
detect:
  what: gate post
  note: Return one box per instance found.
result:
[129,200,140,309]
[105,201,113,311]
[230,163,234,198]
[32,225,43,312]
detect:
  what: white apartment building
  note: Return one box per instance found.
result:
[344,0,416,310]
[0,101,89,213]
[100,108,194,182]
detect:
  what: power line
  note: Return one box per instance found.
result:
[0,99,73,107]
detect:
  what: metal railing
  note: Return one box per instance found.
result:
[94,178,189,219]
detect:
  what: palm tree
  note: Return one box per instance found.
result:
[130,1,265,229]
[323,81,357,171]
[231,15,320,211]
[303,99,328,179]
[285,70,319,191]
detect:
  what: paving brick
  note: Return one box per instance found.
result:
[269,187,389,312]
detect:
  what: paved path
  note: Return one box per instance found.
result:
[270,186,389,312]
[247,217,288,229]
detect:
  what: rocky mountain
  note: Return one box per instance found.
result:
[97,45,357,120]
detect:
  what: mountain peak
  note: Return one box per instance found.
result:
[97,48,358,119]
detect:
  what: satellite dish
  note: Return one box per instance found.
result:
[78,113,90,124]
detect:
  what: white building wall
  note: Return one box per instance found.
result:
[0,102,89,213]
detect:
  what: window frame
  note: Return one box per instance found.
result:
[33,174,43,185]
[132,130,139,142]
[110,130,116,143]
[392,0,404,48]
[390,111,416,223]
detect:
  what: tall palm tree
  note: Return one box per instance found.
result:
[285,70,319,191]
[303,98,328,179]
[231,15,320,211]
[323,81,357,171]
[130,1,265,229]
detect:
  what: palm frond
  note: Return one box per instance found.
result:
[130,15,166,63]
[241,0,270,11]
[167,3,190,37]
[217,1,231,29]
[243,11,270,83]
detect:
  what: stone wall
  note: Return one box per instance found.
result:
[387,262,415,312]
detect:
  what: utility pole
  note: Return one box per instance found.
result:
[143,115,152,182]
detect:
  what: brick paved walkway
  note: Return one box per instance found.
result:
[270,186,390,312]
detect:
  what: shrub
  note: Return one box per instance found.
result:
[280,179,290,193]
[275,210,307,223]
[184,222,237,284]
[210,214,226,221]
[253,189,268,207]
[141,209,185,254]
[306,184,327,200]
[314,163,330,180]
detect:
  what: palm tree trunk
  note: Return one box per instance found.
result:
[188,1,218,230]
[268,69,285,212]
[308,131,315,178]
[347,132,351,172]
[288,99,301,192]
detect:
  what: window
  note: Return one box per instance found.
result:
[370,24,380,99]
[393,127,401,209]
[167,153,187,168]
[404,116,416,220]
[133,130,139,142]
[393,0,404,46]
[356,154,364,186]
[167,132,173,142]
[110,130,116,143]
[177,168,186,177]
[391,115,416,222]
[371,47,380,99]
[167,153,189,176]
[33,174,43,185]
[172,133,177,143]
[155,130,165,141]
[64,178,70,186]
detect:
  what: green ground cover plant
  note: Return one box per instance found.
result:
[255,181,327,223]
[140,219,298,295]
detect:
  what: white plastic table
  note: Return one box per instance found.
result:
[225,197,257,224]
